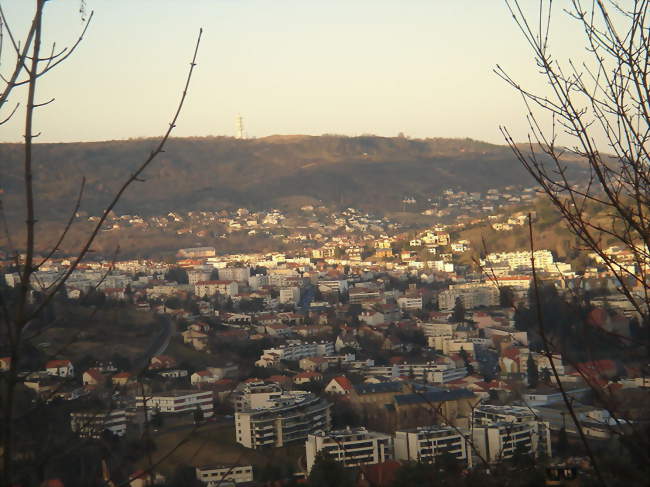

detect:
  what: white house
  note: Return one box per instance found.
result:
[45,359,74,378]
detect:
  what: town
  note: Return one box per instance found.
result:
[1,195,647,487]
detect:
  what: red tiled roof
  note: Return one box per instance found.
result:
[46,359,72,368]
[84,368,104,382]
[332,375,353,391]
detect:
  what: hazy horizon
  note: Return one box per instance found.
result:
[1,0,586,145]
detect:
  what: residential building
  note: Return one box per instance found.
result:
[438,283,499,310]
[70,409,127,438]
[305,427,392,473]
[136,390,213,417]
[394,425,471,466]
[256,340,334,367]
[195,465,253,486]
[218,267,251,283]
[45,359,74,378]
[232,381,283,412]
[194,280,238,298]
[279,286,301,304]
[235,391,331,449]
[418,321,454,338]
[472,405,552,463]
[324,376,354,395]
[397,295,423,311]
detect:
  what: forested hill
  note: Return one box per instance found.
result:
[0,135,581,220]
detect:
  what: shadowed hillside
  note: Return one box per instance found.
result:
[0,135,585,221]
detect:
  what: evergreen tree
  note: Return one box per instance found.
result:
[499,286,515,308]
[307,451,353,487]
[557,426,569,458]
[451,297,466,323]
[150,409,163,429]
[527,354,539,388]
[540,366,551,384]
[193,406,204,424]
[459,347,474,375]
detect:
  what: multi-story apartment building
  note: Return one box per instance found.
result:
[305,427,392,473]
[363,363,467,383]
[397,295,423,311]
[428,366,468,384]
[232,381,284,412]
[472,405,551,463]
[318,279,349,294]
[438,283,499,310]
[136,390,213,417]
[70,409,128,438]
[195,465,253,486]
[279,286,301,304]
[482,250,554,272]
[257,340,334,366]
[418,321,454,338]
[394,425,471,466]
[235,391,331,449]
[194,280,238,297]
[187,268,213,286]
[348,287,382,304]
[218,267,251,283]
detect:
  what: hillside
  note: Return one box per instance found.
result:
[0,135,586,222]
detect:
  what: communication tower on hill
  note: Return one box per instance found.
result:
[236,114,245,139]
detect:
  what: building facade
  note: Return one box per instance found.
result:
[235,391,331,449]
[305,427,392,473]
[136,390,214,417]
[394,425,471,466]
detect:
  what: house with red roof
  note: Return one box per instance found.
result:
[299,356,330,372]
[45,359,74,378]
[324,376,354,395]
[82,368,105,387]
[111,371,133,387]
[149,355,177,370]
[499,347,525,375]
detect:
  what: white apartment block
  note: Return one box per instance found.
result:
[363,362,466,383]
[279,287,301,304]
[187,268,213,286]
[349,288,382,304]
[318,279,349,294]
[482,249,554,272]
[218,267,251,283]
[394,425,471,466]
[232,381,283,412]
[235,391,331,449]
[194,280,238,297]
[397,295,423,311]
[70,409,127,438]
[136,390,213,417]
[428,366,468,383]
[472,405,552,463]
[195,465,253,486]
[259,341,334,363]
[418,321,454,338]
[438,283,499,310]
[305,427,392,473]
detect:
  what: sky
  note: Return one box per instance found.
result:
[0,0,587,144]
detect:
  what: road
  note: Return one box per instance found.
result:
[132,315,175,373]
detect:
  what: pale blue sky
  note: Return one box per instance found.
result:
[0,0,584,144]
